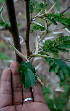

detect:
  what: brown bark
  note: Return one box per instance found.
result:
[5,0,22,63]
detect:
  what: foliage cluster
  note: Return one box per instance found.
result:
[30,0,49,13]
[46,13,70,31]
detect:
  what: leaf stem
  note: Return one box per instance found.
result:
[5,0,22,63]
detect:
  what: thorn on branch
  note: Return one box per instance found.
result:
[9,42,27,62]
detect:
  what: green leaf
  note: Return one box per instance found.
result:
[58,44,70,49]
[62,69,69,76]
[20,72,25,84]
[42,36,70,58]
[45,40,54,48]
[0,21,5,26]
[30,0,49,14]
[39,51,49,56]
[26,62,36,73]
[53,52,59,58]
[46,98,54,109]
[30,0,34,13]
[49,66,54,72]
[18,61,27,72]
[31,24,45,32]
[54,59,68,69]
[46,13,70,31]
[53,64,59,73]
[24,68,36,89]
[46,57,69,82]
[47,17,57,25]
[49,60,54,66]
[46,57,52,62]
[42,87,51,94]
[58,69,65,82]
[0,21,11,27]
[35,3,49,13]
[5,21,11,27]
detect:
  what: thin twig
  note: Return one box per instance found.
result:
[25,0,30,56]
[47,4,55,13]
[61,6,70,14]
[37,76,46,88]
[39,32,47,42]
[5,0,22,63]
[31,11,42,21]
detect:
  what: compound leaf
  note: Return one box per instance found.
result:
[30,0,49,13]
[46,13,70,31]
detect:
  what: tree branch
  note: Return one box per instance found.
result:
[5,0,22,63]
[25,0,30,57]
